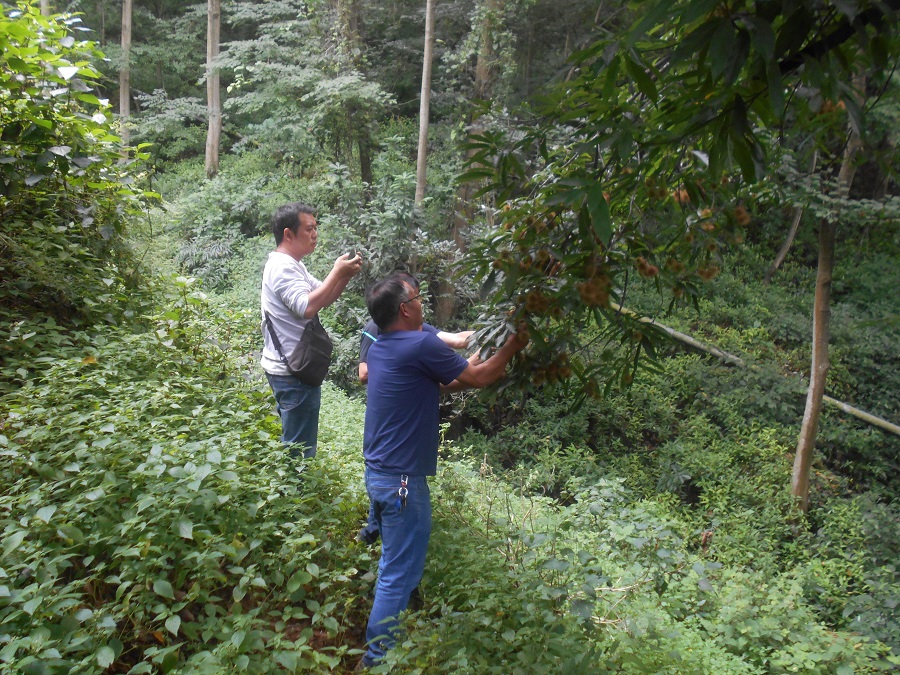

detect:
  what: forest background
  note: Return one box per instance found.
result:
[1,0,898,672]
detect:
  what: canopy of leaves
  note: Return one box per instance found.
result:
[0,1,154,329]
[460,0,900,401]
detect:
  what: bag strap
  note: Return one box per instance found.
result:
[263,310,291,368]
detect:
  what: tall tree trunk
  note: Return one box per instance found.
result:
[205,0,222,179]
[791,84,863,513]
[333,0,373,194]
[790,217,837,513]
[415,0,436,206]
[435,0,504,326]
[40,1,51,16]
[764,150,818,284]
[358,122,373,190]
[452,0,503,247]
[119,0,133,145]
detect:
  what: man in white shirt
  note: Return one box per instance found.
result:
[260,202,362,457]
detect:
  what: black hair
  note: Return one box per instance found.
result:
[367,274,412,330]
[395,271,420,290]
[272,202,316,245]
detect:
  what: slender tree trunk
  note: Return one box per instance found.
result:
[791,83,863,513]
[334,0,373,194]
[205,0,222,179]
[40,1,51,16]
[415,0,436,206]
[434,0,504,326]
[764,150,818,284]
[791,218,837,513]
[119,0,133,145]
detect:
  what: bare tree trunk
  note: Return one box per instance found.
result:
[415,0,436,206]
[764,150,818,284]
[40,1,51,16]
[205,0,222,179]
[433,0,505,326]
[119,0,133,145]
[791,218,837,513]
[791,85,863,513]
[333,0,373,194]
[453,0,502,247]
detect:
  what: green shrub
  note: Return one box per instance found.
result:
[0,286,371,673]
[0,4,155,331]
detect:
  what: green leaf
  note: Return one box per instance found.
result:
[177,520,193,540]
[542,558,571,572]
[731,134,758,183]
[624,56,657,101]
[35,506,56,523]
[96,646,116,668]
[3,530,27,557]
[708,20,734,82]
[571,599,594,620]
[153,579,175,599]
[745,16,776,61]
[57,524,84,544]
[165,615,181,636]
[275,652,298,670]
[774,8,813,61]
[628,1,674,42]
[586,183,612,245]
[287,569,312,593]
[766,61,786,118]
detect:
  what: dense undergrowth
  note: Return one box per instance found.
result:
[3,3,898,671]
[2,148,897,672]
[2,236,899,672]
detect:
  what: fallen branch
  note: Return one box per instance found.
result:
[611,303,900,437]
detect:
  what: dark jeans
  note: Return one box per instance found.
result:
[265,373,320,458]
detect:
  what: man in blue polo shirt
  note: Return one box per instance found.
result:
[359,274,527,668]
[357,272,473,546]
[357,272,472,385]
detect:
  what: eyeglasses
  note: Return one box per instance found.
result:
[401,293,422,305]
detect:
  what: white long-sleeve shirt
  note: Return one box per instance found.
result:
[260,251,322,376]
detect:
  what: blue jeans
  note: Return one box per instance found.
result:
[364,469,431,664]
[265,373,320,458]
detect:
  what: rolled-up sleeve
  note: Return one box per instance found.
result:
[270,262,322,319]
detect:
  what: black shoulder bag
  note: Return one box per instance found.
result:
[264,311,334,387]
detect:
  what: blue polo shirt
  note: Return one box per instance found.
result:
[363,330,468,476]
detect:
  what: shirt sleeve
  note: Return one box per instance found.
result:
[270,259,321,319]
[419,332,468,385]
[359,320,379,363]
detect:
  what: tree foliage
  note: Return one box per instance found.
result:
[0,1,153,327]
[460,0,899,399]
[1,0,898,669]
